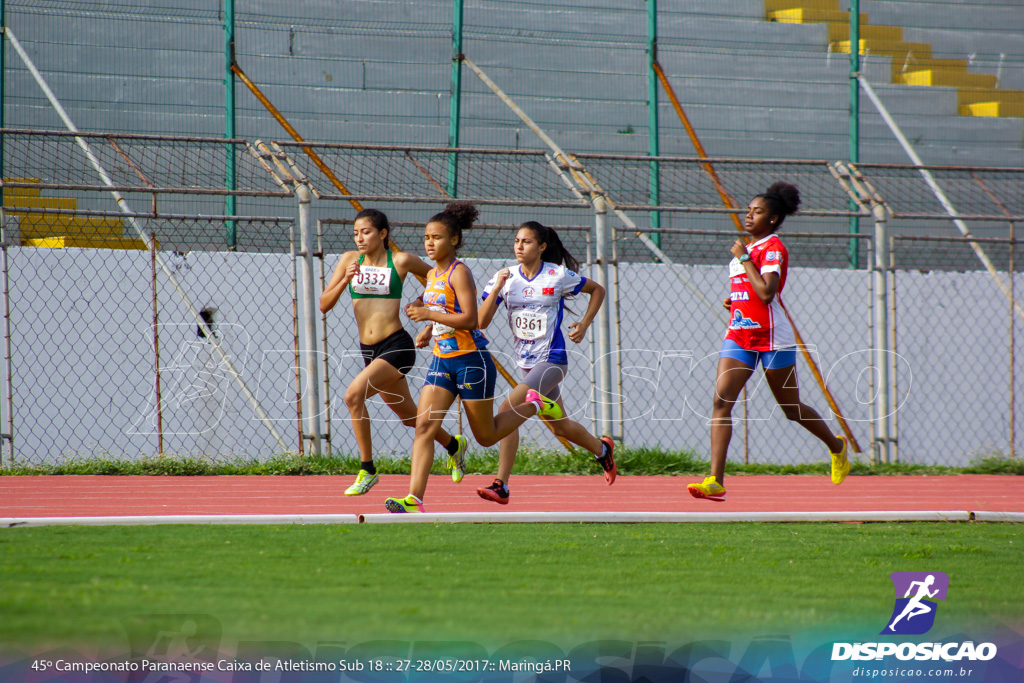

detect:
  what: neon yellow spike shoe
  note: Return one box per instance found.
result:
[446,434,469,483]
[344,469,379,496]
[687,476,726,502]
[525,389,563,420]
[384,495,423,513]
[830,435,850,485]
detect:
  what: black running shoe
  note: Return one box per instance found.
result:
[476,478,509,505]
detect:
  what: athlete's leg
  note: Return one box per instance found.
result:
[408,384,458,500]
[546,394,603,455]
[380,374,456,450]
[519,362,603,456]
[494,382,531,483]
[709,356,757,484]
[344,358,406,467]
[762,364,843,453]
[462,397,540,448]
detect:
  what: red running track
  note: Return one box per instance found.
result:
[1,474,1022,518]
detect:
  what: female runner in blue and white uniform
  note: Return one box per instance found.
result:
[476,221,616,504]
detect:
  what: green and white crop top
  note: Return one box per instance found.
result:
[349,250,403,300]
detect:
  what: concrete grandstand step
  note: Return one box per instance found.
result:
[900,27,1024,62]
[768,8,868,25]
[2,179,42,199]
[18,214,128,241]
[674,0,767,20]
[766,0,842,12]
[2,196,77,211]
[831,38,932,59]
[22,236,148,250]
[657,49,892,83]
[961,101,1024,119]
[899,67,998,90]
[958,89,1024,107]
[853,0,1024,34]
[826,22,903,43]
[656,77,960,116]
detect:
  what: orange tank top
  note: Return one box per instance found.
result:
[422,261,488,357]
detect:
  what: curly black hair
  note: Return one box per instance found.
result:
[428,201,479,252]
[756,181,801,230]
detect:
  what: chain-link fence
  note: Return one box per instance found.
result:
[0,207,298,462]
[891,235,1020,464]
[2,129,1022,467]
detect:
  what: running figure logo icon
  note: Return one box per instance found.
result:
[881,572,949,635]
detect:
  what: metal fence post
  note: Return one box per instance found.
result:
[0,211,11,467]
[647,0,661,249]
[1,0,6,184]
[593,194,614,438]
[872,202,891,463]
[296,183,322,455]
[848,0,860,268]
[889,234,899,464]
[224,0,237,249]
[446,0,464,198]
[316,219,333,455]
[1010,225,1016,458]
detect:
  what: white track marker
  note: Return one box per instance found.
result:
[357,511,972,524]
[2,514,359,527]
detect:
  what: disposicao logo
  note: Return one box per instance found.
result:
[882,571,948,635]
[831,571,998,663]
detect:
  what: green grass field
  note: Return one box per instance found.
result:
[2,522,1021,650]
[4,447,1023,476]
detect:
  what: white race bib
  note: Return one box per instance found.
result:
[429,306,455,336]
[729,258,746,277]
[511,309,547,341]
[351,265,391,296]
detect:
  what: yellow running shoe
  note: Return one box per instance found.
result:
[446,434,469,483]
[344,469,379,496]
[687,476,726,502]
[830,435,850,485]
[384,495,423,513]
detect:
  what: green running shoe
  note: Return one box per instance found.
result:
[384,495,423,513]
[344,469,379,496]
[447,434,469,483]
[525,389,563,420]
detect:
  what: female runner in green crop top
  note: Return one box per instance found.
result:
[320,209,468,496]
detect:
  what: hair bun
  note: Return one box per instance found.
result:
[765,181,800,216]
[444,201,479,230]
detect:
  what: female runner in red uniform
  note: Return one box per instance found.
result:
[687,182,849,502]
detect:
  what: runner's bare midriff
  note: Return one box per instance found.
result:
[353,297,404,345]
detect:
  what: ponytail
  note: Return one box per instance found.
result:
[520,221,580,273]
